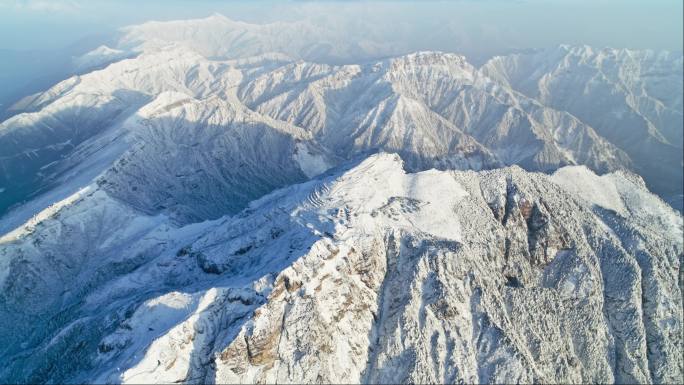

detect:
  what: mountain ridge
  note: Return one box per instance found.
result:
[0,153,681,383]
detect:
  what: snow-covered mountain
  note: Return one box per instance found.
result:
[0,47,329,226]
[117,13,401,65]
[3,15,680,225]
[0,14,682,384]
[482,45,684,209]
[1,154,681,383]
[238,51,629,174]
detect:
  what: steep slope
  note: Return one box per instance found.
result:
[0,154,681,384]
[0,46,331,226]
[481,45,684,209]
[239,52,630,174]
[100,91,331,223]
[0,46,233,218]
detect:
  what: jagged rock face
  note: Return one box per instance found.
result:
[0,154,681,384]
[238,52,629,174]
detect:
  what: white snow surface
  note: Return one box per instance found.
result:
[552,166,629,215]
[293,142,332,178]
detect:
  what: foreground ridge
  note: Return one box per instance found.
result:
[0,154,681,383]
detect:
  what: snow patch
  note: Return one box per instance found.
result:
[551,166,627,214]
[294,142,332,178]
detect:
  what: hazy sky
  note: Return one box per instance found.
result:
[0,0,682,56]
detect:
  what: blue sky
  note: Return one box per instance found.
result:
[0,0,681,53]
